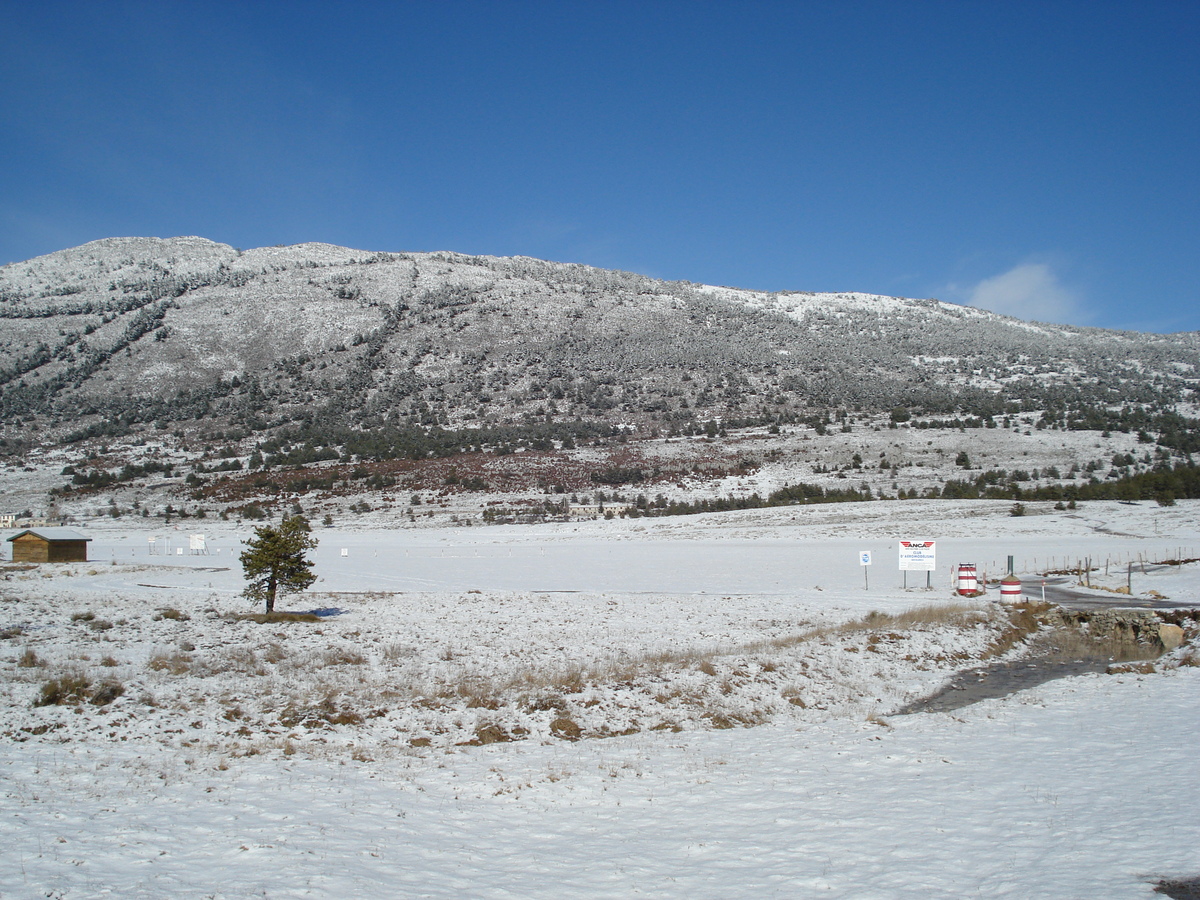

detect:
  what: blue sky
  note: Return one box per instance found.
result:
[2,1,1197,332]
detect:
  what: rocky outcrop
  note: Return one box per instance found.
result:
[1051,607,1199,649]
[1158,624,1186,651]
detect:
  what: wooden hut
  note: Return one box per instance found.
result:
[6,528,92,563]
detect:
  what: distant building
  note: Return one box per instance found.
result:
[6,528,92,563]
[0,514,14,529]
[13,516,65,528]
[570,504,631,519]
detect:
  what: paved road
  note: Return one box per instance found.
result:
[1018,575,1196,611]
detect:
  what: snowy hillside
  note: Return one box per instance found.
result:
[2,237,1197,445]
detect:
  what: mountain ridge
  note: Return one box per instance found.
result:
[1,237,1197,453]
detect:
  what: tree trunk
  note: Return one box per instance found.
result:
[266,575,277,614]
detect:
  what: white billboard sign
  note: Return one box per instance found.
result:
[898,540,936,571]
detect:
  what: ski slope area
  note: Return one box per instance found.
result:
[2,499,1198,898]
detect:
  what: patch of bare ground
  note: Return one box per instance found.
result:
[1154,877,1200,900]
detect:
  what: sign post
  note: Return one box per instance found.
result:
[898,540,937,590]
[860,550,872,590]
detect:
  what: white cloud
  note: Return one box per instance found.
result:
[966,263,1085,325]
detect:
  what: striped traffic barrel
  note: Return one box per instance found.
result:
[956,563,979,595]
[1000,574,1023,602]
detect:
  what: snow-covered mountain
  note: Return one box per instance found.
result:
[1,237,1197,446]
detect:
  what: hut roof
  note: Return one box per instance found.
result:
[6,528,92,543]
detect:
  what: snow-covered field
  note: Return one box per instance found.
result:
[2,500,1198,898]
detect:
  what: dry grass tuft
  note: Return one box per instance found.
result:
[849,602,989,631]
[1040,627,1161,663]
[1175,649,1200,668]
[380,642,414,662]
[314,647,366,667]
[278,696,365,729]
[465,695,501,710]
[88,680,125,705]
[519,691,568,713]
[550,716,582,740]
[17,647,44,668]
[147,651,193,675]
[559,668,585,693]
[191,647,270,677]
[467,722,523,745]
[70,610,114,632]
[982,601,1054,659]
[261,643,287,664]
[782,685,807,708]
[35,672,124,706]
[233,611,322,624]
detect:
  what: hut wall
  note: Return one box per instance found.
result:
[48,541,88,563]
[10,535,49,563]
[9,536,88,563]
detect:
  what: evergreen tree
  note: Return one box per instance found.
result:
[239,515,318,613]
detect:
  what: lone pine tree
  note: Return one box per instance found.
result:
[240,515,318,613]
